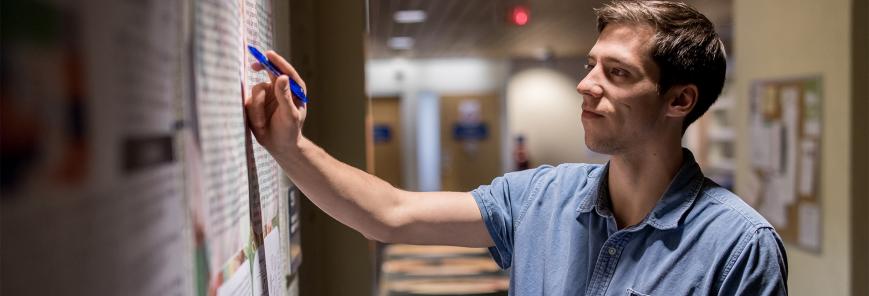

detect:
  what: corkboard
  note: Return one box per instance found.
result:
[747,76,823,253]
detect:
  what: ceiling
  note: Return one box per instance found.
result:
[367,0,732,60]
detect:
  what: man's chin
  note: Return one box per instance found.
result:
[584,138,618,155]
[585,145,610,155]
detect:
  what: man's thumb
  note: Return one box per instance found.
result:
[274,75,293,107]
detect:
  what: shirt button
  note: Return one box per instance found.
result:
[608,247,616,256]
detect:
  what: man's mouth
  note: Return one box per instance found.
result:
[581,109,604,119]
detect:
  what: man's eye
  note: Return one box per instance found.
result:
[610,68,628,77]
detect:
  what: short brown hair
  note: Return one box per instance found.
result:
[595,0,727,131]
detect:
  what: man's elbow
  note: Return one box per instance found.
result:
[363,209,407,244]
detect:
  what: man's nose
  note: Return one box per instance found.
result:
[576,72,603,100]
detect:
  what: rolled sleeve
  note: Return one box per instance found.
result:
[470,166,553,270]
[471,187,512,269]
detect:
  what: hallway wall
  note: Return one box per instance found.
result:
[733,0,856,294]
[290,1,373,295]
[505,68,605,168]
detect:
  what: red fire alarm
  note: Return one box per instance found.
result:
[511,5,530,26]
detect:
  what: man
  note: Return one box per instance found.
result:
[245,0,788,294]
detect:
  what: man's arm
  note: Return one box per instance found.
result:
[244,51,493,247]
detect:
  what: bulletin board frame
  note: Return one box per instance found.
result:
[747,76,823,253]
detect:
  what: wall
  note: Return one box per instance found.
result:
[415,91,441,191]
[367,58,510,98]
[290,0,373,295]
[505,67,608,168]
[734,0,852,294]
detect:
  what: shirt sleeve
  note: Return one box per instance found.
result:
[470,165,554,269]
[718,227,789,295]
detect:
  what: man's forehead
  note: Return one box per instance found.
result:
[587,23,656,66]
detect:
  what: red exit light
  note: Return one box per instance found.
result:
[511,5,530,26]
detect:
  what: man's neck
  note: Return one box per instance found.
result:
[607,142,685,229]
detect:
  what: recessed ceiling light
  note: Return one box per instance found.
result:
[388,37,414,50]
[394,10,427,23]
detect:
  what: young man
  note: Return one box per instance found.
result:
[245,1,787,294]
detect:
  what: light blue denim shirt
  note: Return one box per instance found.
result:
[471,149,788,295]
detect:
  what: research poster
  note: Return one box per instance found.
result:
[1,0,299,295]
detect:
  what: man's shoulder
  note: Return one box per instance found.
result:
[485,162,605,208]
[692,181,788,291]
[502,163,605,186]
[682,180,787,276]
[691,179,777,234]
[542,162,607,192]
[512,162,604,175]
[552,162,606,178]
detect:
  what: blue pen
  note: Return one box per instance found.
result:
[247,45,308,103]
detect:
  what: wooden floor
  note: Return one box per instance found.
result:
[378,245,509,296]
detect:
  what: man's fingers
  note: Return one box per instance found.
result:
[246,83,271,131]
[251,62,277,81]
[265,51,307,95]
[273,76,293,107]
[274,75,308,120]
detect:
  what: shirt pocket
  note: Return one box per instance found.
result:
[626,288,651,296]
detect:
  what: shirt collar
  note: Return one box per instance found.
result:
[577,148,705,230]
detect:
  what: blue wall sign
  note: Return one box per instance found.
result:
[453,122,488,141]
[373,124,392,144]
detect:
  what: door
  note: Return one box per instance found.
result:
[370,97,403,188]
[440,93,502,192]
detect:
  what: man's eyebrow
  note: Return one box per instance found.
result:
[588,54,641,73]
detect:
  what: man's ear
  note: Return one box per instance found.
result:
[665,84,698,118]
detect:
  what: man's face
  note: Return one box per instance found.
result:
[577,23,668,155]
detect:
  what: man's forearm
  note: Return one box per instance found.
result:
[272,136,402,241]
